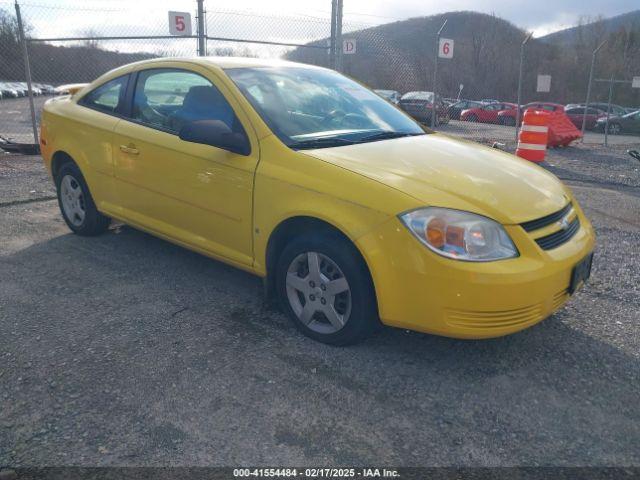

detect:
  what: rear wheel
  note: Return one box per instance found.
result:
[467,114,478,122]
[276,233,379,345]
[608,122,622,135]
[503,116,516,127]
[56,162,110,236]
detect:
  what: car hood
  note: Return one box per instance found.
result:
[302,133,569,224]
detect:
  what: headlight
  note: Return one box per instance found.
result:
[399,207,518,261]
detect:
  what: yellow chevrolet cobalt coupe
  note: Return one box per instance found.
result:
[40,57,595,345]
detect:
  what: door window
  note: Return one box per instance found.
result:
[131,68,238,134]
[79,76,128,114]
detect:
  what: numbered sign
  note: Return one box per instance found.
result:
[169,11,192,36]
[537,74,552,93]
[343,39,356,55]
[439,38,454,59]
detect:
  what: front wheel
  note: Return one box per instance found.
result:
[276,233,379,345]
[503,116,516,126]
[56,162,110,236]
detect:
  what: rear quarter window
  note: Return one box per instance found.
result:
[78,76,128,114]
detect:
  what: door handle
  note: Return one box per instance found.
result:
[119,144,139,155]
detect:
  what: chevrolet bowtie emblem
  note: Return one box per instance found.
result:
[558,216,571,230]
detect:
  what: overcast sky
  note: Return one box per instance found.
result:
[2,0,637,53]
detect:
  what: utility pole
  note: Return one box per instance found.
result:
[515,31,533,144]
[581,39,606,141]
[431,19,447,129]
[14,0,38,146]
[196,0,205,56]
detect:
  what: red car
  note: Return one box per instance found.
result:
[564,106,606,130]
[460,102,517,124]
[497,102,565,126]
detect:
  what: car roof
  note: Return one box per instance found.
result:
[126,56,319,71]
[84,56,326,91]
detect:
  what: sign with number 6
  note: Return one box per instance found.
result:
[169,11,192,36]
[439,38,454,59]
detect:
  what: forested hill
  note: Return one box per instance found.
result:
[287,10,640,106]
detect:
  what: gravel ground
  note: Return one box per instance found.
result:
[0,145,639,468]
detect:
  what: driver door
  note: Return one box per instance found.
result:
[111,65,259,268]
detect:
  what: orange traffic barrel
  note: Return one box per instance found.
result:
[516,109,550,163]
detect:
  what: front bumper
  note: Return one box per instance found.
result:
[356,203,596,339]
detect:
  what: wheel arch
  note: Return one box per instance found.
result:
[51,150,77,180]
[263,215,377,307]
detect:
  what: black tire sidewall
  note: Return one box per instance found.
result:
[55,162,109,236]
[275,233,379,346]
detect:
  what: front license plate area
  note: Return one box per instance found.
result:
[569,252,594,295]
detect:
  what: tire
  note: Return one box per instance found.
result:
[503,116,516,127]
[276,232,379,346]
[55,161,110,236]
[467,114,478,122]
[608,123,622,135]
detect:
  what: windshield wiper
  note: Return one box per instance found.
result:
[356,131,424,143]
[289,136,357,150]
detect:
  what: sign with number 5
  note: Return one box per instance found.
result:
[169,11,192,36]
[439,38,454,59]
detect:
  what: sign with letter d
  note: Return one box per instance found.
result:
[343,39,356,55]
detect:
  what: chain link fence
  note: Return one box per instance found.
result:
[1,0,639,150]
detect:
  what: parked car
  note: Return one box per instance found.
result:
[19,82,42,95]
[39,57,595,345]
[0,82,19,98]
[595,110,640,135]
[460,102,517,124]
[446,99,483,120]
[564,106,606,130]
[398,91,450,125]
[7,82,26,96]
[35,83,56,95]
[588,102,627,117]
[497,102,564,126]
[374,89,400,105]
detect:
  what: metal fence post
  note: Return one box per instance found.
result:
[196,0,205,56]
[604,75,614,147]
[329,0,337,69]
[581,39,606,142]
[515,32,532,145]
[14,0,39,147]
[335,0,343,72]
[431,19,447,129]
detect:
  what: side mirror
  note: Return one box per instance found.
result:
[179,120,250,156]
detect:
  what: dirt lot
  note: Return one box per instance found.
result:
[1,144,639,467]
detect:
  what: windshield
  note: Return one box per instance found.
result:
[227,67,425,149]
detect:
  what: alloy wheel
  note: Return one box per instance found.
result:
[285,251,352,334]
[608,123,621,135]
[60,174,86,227]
